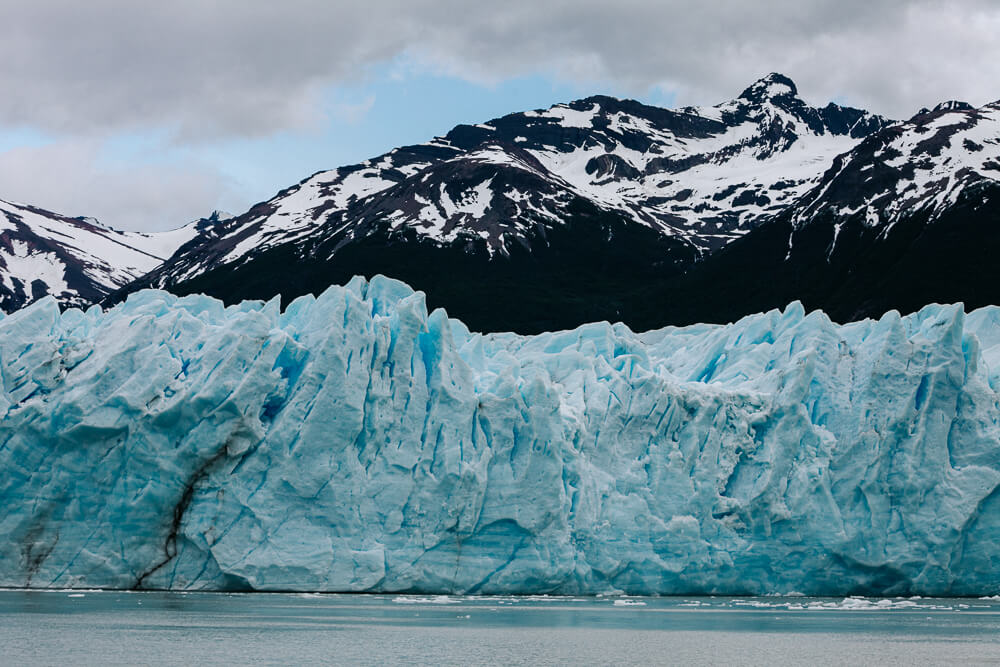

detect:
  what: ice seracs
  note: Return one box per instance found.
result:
[2,276,999,595]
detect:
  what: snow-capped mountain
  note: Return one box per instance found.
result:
[635,97,1000,327]
[147,74,887,273]
[0,200,224,312]
[17,72,997,332]
[789,98,1000,239]
[116,74,897,331]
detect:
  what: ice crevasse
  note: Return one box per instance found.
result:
[1,275,999,595]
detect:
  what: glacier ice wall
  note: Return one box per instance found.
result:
[2,275,1000,595]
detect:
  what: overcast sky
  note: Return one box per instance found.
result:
[2,0,998,231]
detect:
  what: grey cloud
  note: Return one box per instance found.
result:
[2,0,999,231]
[410,0,1000,118]
[1,2,413,138]
[1,0,998,139]
[0,139,233,230]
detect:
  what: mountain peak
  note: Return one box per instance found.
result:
[738,73,799,103]
[205,210,233,222]
[73,215,111,230]
[932,100,974,113]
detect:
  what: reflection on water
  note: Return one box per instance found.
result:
[2,591,1000,665]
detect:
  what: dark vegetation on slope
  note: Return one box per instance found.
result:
[641,182,1000,328]
[114,198,699,334]
[109,183,1000,334]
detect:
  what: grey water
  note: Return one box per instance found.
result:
[2,591,1000,666]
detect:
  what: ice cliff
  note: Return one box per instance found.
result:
[2,276,999,595]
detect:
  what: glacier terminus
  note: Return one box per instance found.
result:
[1,275,999,595]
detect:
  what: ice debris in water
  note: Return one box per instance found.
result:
[2,275,1000,595]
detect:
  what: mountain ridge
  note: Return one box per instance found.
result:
[5,72,1000,334]
[103,73,911,331]
[0,199,219,312]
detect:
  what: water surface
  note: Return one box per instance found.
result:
[3,591,999,665]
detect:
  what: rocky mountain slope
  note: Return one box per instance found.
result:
[113,74,895,331]
[10,74,1000,333]
[636,97,1000,328]
[0,201,226,312]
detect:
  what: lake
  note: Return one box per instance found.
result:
[2,591,999,665]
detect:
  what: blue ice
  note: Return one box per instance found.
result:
[1,276,999,595]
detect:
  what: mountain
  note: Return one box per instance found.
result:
[0,200,230,312]
[113,74,893,332]
[633,97,1000,328]
[22,74,1000,334]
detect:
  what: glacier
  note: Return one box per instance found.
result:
[1,275,999,595]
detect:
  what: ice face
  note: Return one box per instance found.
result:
[2,276,999,595]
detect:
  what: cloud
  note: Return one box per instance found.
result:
[0,139,232,231]
[2,1,999,230]
[405,0,1000,118]
[0,0,997,141]
[329,94,377,125]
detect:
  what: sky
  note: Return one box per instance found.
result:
[1,0,999,232]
